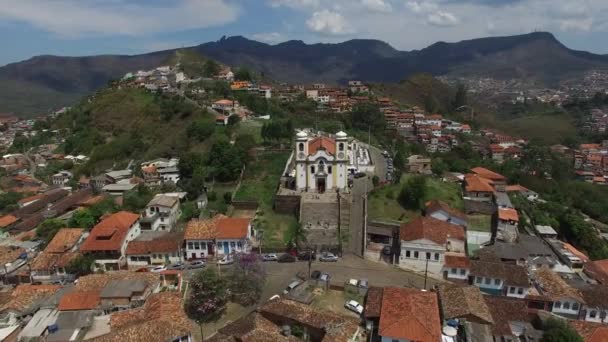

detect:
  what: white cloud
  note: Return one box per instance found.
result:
[0,0,240,38]
[306,9,355,35]
[251,32,286,44]
[268,0,321,9]
[360,0,392,12]
[405,1,438,14]
[426,11,459,26]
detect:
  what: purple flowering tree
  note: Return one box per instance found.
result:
[185,268,227,339]
[227,253,266,306]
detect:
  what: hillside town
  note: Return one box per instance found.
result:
[0,54,608,342]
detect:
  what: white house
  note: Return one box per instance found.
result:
[126,231,184,268]
[534,267,584,318]
[51,171,72,186]
[470,259,530,298]
[295,131,349,193]
[184,214,252,260]
[398,217,466,275]
[580,285,608,323]
[80,211,141,271]
[139,194,181,232]
[442,254,470,281]
[212,99,239,112]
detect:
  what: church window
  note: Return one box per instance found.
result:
[328,166,332,174]
[339,143,344,151]
[311,166,315,173]
[299,143,304,152]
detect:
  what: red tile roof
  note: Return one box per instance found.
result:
[45,228,84,253]
[464,174,495,193]
[570,321,608,342]
[584,259,608,285]
[17,194,44,205]
[80,211,139,252]
[471,167,506,181]
[184,215,250,240]
[58,290,101,311]
[444,254,470,268]
[400,217,465,245]
[379,287,441,342]
[126,232,183,255]
[498,208,519,222]
[563,242,589,263]
[0,215,17,228]
[308,136,336,156]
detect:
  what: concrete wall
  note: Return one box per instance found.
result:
[274,195,301,215]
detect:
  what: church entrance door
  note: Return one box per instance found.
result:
[317,177,326,193]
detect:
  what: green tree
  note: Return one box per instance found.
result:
[284,221,307,249]
[234,66,252,81]
[123,185,154,212]
[88,198,119,221]
[65,255,95,277]
[180,201,201,221]
[541,318,582,342]
[223,192,232,204]
[0,192,22,213]
[185,268,228,339]
[372,175,380,187]
[431,158,448,176]
[227,114,241,126]
[398,175,427,210]
[451,84,468,111]
[36,219,65,244]
[226,253,266,306]
[68,209,96,229]
[187,118,215,142]
[203,60,221,77]
[351,103,385,133]
[207,138,243,182]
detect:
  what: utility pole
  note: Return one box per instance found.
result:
[368,125,371,145]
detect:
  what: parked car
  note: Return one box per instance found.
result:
[382,245,392,255]
[310,270,321,279]
[283,280,302,294]
[218,256,234,265]
[347,278,359,287]
[263,253,278,262]
[359,279,369,289]
[278,253,296,263]
[167,263,184,270]
[354,172,366,179]
[319,273,330,282]
[319,253,339,262]
[297,250,316,261]
[345,300,364,315]
[150,265,166,273]
[187,260,206,269]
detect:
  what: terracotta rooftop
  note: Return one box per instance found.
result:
[17,194,44,205]
[45,228,84,253]
[570,321,608,342]
[498,208,519,222]
[259,298,361,340]
[584,259,608,285]
[562,242,589,263]
[75,271,159,292]
[424,199,467,222]
[30,252,79,271]
[0,215,17,228]
[484,296,530,336]
[126,232,183,255]
[444,254,471,269]
[378,287,441,342]
[579,284,608,308]
[308,136,336,156]
[147,194,179,208]
[534,268,583,302]
[471,167,506,181]
[399,216,465,245]
[80,211,139,252]
[219,312,298,342]
[58,290,101,311]
[1,284,60,313]
[437,284,493,325]
[505,184,531,193]
[0,246,25,266]
[470,260,529,287]
[90,292,193,342]
[464,173,495,193]
[184,215,250,240]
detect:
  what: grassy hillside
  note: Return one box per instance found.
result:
[53,87,216,174]
[371,73,454,113]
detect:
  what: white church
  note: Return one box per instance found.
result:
[294,130,350,193]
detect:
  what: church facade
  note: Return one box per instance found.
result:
[295,131,349,192]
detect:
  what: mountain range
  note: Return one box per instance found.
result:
[2,31,608,116]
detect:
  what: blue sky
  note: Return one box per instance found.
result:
[1,0,607,66]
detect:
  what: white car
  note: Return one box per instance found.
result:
[188,260,206,269]
[218,256,234,265]
[150,265,166,273]
[263,253,278,261]
[345,300,364,315]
